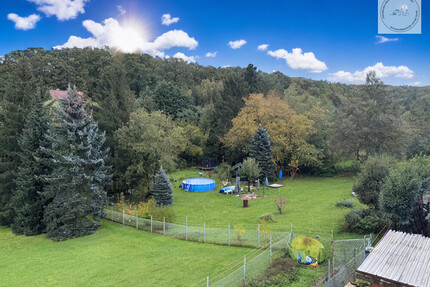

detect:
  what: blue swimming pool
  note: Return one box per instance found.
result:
[180,178,216,192]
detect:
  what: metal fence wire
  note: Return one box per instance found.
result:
[105,209,367,287]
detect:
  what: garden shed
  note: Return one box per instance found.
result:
[356,230,430,287]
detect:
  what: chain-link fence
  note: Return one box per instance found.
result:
[191,233,291,287]
[308,237,368,287]
[106,208,294,248]
[106,208,369,287]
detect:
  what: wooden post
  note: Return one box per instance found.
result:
[163,217,166,236]
[150,215,153,233]
[136,214,138,229]
[122,209,125,225]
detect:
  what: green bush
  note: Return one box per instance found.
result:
[260,213,275,221]
[289,236,325,262]
[336,200,354,208]
[344,209,385,234]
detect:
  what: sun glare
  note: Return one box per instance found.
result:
[114,19,148,53]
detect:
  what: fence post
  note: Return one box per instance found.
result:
[204,222,206,243]
[353,247,357,270]
[122,209,125,225]
[150,215,153,233]
[207,276,209,287]
[328,259,331,281]
[228,223,231,246]
[363,235,366,261]
[186,216,188,241]
[163,217,166,236]
[331,229,334,274]
[270,235,273,263]
[136,214,138,229]
[290,223,293,240]
[258,224,260,247]
[243,255,246,285]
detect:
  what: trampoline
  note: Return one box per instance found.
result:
[180,178,216,192]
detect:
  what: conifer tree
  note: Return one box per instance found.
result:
[43,86,111,241]
[150,167,173,206]
[11,101,50,235]
[249,126,277,181]
[0,54,41,225]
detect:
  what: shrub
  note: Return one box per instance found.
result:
[217,162,232,184]
[116,198,175,222]
[344,209,385,234]
[234,225,246,242]
[336,200,354,208]
[260,213,275,221]
[289,236,325,262]
[275,198,288,214]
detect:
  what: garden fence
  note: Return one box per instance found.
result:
[309,237,368,287]
[105,208,367,287]
[105,208,329,248]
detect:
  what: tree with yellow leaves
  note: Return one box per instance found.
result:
[224,92,321,176]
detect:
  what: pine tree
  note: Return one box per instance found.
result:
[249,126,277,181]
[150,167,173,206]
[43,86,111,241]
[10,101,50,235]
[0,53,41,225]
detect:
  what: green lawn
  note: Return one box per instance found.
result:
[0,221,250,287]
[169,169,365,239]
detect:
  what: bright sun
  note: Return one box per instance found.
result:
[112,20,148,53]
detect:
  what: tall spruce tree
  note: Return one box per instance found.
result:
[249,126,277,181]
[10,101,50,235]
[150,167,173,206]
[43,86,111,241]
[0,53,41,225]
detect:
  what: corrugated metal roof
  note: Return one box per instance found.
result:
[357,230,430,287]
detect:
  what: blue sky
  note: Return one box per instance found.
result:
[1,0,428,86]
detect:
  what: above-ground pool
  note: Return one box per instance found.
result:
[180,178,216,192]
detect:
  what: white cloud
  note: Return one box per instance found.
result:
[330,62,414,83]
[376,35,399,44]
[28,0,88,21]
[117,5,126,16]
[161,13,179,26]
[205,51,217,58]
[257,44,269,51]
[267,48,328,73]
[228,39,247,49]
[7,13,41,30]
[152,29,197,50]
[172,52,196,63]
[54,18,198,56]
[411,81,421,86]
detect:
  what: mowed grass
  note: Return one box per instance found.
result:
[169,169,365,239]
[0,221,249,287]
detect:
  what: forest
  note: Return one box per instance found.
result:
[1,47,430,239]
